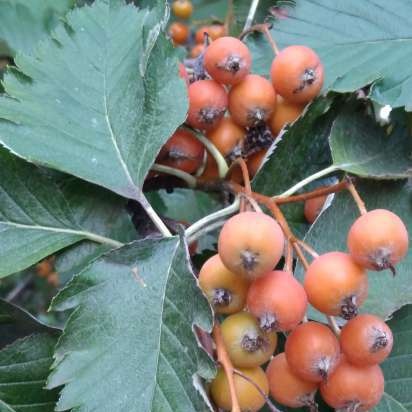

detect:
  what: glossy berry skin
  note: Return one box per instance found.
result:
[171,0,193,19]
[266,353,319,408]
[157,129,204,174]
[187,80,228,131]
[168,22,189,45]
[198,254,249,315]
[271,45,324,103]
[229,74,277,127]
[347,209,409,273]
[304,252,368,319]
[221,312,277,368]
[340,314,393,366]
[195,25,226,43]
[210,366,269,412]
[320,358,384,411]
[304,194,327,224]
[204,37,252,85]
[285,322,341,383]
[218,211,285,279]
[247,270,307,332]
[268,96,304,136]
[207,117,245,160]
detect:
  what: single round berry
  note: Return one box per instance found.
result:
[195,24,226,43]
[271,45,324,103]
[229,74,277,127]
[168,22,190,45]
[171,0,193,19]
[347,209,409,274]
[247,270,307,332]
[320,357,384,411]
[268,96,304,136]
[204,37,251,85]
[157,129,204,174]
[285,321,341,383]
[221,312,277,368]
[304,252,368,319]
[198,254,249,315]
[266,353,319,408]
[340,314,393,366]
[210,366,268,412]
[218,211,285,279]
[187,80,228,131]
[304,194,327,224]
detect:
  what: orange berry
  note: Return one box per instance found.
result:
[247,150,267,178]
[218,211,285,279]
[271,45,324,103]
[229,74,276,127]
[247,270,307,332]
[198,153,219,181]
[204,37,251,85]
[304,194,327,224]
[285,322,341,383]
[187,79,228,131]
[304,252,368,319]
[169,22,190,45]
[171,0,193,19]
[36,260,53,278]
[268,96,304,135]
[266,353,319,408]
[190,43,205,58]
[347,209,409,273]
[340,314,393,366]
[195,25,226,44]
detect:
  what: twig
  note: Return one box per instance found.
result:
[327,315,341,336]
[283,240,293,272]
[346,178,367,215]
[240,23,280,55]
[296,239,319,259]
[231,158,252,212]
[6,274,34,301]
[243,0,260,32]
[187,220,225,243]
[140,195,172,237]
[151,164,197,188]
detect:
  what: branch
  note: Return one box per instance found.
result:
[243,0,260,32]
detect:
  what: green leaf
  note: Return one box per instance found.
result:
[47,237,214,412]
[0,0,73,57]
[246,0,412,109]
[0,0,188,202]
[296,179,412,321]
[0,333,60,412]
[330,112,412,179]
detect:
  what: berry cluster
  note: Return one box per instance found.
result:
[199,208,408,411]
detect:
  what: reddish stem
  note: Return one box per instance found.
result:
[346,179,367,215]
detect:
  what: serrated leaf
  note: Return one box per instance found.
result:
[47,237,214,412]
[0,0,73,57]
[296,180,412,321]
[246,0,412,109]
[330,112,412,179]
[0,0,188,202]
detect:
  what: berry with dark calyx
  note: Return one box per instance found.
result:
[304,252,368,319]
[347,209,409,275]
[266,353,319,408]
[268,95,304,136]
[187,79,228,130]
[204,36,251,85]
[198,254,249,314]
[218,211,285,279]
[285,321,341,383]
[210,366,269,412]
[242,123,274,157]
[320,357,384,411]
[168,22,190,45]
[221,311,277,368]
[340,314,393,366]
[247,270,308,332]
[304,194,327,224]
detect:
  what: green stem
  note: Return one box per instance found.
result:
[187,220,225,243]
[83,232,124,248]
[274,165,340,199]
[151,164,197,188]
[243,0,260,31]
[327,315,341,336]
[140,194,172,237]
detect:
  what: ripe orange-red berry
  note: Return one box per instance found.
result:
[210,366,268,412]
[285,322,341,383]
[169,22,190,45]
[198,254,249,314]
[229,74,277,127]
[266,353,319,408]
[157,129,204,174]
[195,25,226,43]
[187,80,228,130]
[204,37,251,85]
[340,314,393,366]
[304,194,327,224]
[304,252,368,319]
[347,209,409,273]
[247,270,307,332]
[171,0,193,19]
[268,96,304,135]
[221,312,277,368]
[247,150,267,178]
[320,357,384,411]
[271,45,324,103]
[218,211,285,279]
[190,43,205,58]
